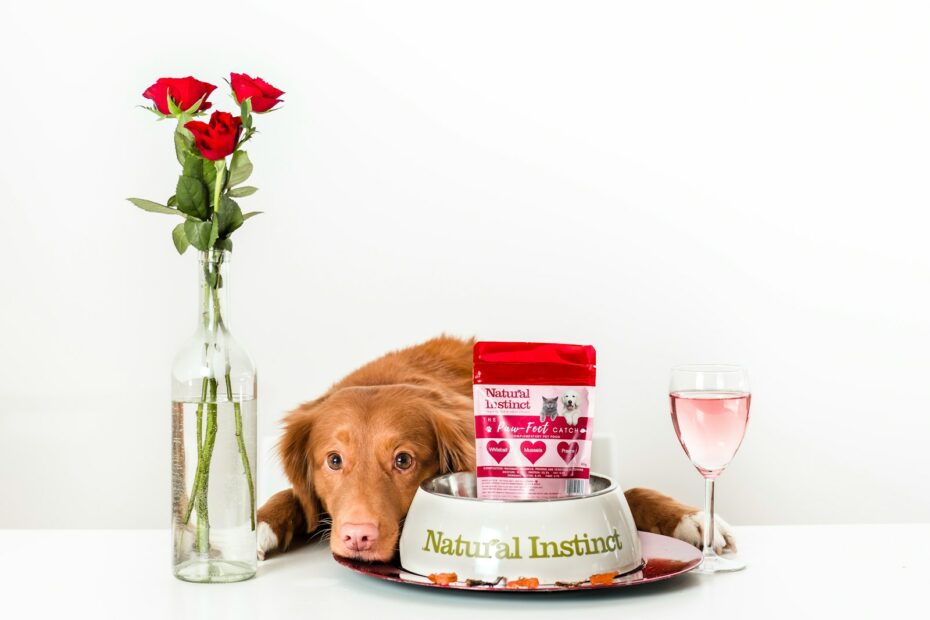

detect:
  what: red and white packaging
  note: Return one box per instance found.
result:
[473,341,597,500]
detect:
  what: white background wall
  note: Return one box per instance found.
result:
[1,0,928,528]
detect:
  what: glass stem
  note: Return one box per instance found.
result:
[703,477,717,559]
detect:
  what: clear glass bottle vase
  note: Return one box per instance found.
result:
[172,248,257,583]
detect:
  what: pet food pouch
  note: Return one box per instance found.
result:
[473,341,596,500]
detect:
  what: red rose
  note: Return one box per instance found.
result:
[184,112,242,161]
[143,76,217,115]
[230,73,284,113]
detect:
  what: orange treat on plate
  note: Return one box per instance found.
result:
[589,571,619,586]
[427,572,458,586]
[506,577,540,589]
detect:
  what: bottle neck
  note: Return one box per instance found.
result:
[199,249,230,332]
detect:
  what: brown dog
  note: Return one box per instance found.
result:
[257,336,736,562]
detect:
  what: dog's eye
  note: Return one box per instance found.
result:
[326,453,343,470]
[394,452,414,471]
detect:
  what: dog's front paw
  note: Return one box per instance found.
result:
[671,511,737,555]
[257,521,279,561]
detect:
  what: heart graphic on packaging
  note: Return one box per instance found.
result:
[557,441,580,463]
[520,440,546,464]
[486,440,510,463]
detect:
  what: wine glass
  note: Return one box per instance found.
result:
[670,364,750,573]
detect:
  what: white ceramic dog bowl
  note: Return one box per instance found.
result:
[398,472,643,584]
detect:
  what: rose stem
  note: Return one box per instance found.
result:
[196,377,218,554]
[209,273,257,531]
[182,376,209,525]
[209,160,257,531]
[226,373,256,530]
[181,267,216,527]
[192,164,229,554]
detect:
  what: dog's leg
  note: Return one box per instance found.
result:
[624,487,737,554]
[256,489,310,560]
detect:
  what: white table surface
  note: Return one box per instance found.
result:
[1,525,925,619]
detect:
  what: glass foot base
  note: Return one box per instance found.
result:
[693,553,746,574]
[174,558,256,583]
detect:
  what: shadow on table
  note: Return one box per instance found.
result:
[345,569,701,605]
[257,542,703,606]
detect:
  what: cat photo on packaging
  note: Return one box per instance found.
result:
[540,396,560,422]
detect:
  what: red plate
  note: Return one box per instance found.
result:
[333,531,701,592]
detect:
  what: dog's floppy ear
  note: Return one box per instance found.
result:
[426,391,476,474]
[279,399,325,533]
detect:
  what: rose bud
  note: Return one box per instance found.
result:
[184,112,243,161]
[143,76,217,115]
[230,73,284,113]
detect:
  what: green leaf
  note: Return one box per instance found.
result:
[202,158,218,195]
[228,186,258,198]
[228,151,253,187]
[127,197,181,216]
[182,156,204,181]
[175,176,208,220]
[171,223,189,254]
[167,195,177,207]
[174,129,193,166]
[215,237,233,252]
[184,220,214,251]
[217,195,244,238]
[242,211,263,221]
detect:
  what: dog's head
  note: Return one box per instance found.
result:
[561,390,580,411]
[279,384,474,562]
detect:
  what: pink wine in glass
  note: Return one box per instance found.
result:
[670,390,751,478]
